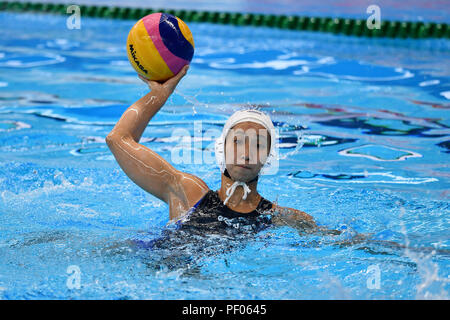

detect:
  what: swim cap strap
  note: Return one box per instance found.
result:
[223,181,251,206]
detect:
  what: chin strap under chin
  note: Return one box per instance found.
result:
[223,180,251,206]
[222,168,258,205]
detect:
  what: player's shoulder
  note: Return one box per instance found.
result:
[176,171,210,206]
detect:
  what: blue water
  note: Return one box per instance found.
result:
[0,11,449,299]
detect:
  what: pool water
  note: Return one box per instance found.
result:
[0,12,449,299]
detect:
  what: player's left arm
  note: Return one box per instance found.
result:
[270,204,318,232]
[269,204,343,236]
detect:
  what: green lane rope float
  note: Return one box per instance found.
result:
[1,1,449,39]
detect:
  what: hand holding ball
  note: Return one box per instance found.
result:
[127,13,195,81]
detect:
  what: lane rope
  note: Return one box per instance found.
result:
[0,1,449,39]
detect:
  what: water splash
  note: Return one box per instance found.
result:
[398,206,449,299]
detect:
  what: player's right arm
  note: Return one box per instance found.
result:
[105,66,209,220]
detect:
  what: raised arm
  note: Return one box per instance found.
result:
[105,66,209,220]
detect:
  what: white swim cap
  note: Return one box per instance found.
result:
[215,109,278,177]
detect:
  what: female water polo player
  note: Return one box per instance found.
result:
[106,66,318,234]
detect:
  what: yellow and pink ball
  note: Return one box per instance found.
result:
[127,13,195,81]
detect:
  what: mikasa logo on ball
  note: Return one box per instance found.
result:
[128,44,148,75]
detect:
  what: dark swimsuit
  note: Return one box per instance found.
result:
[137,189,273,248]
[134,189,274,270]
[174,189,274,236]
[172,168,273,236]
[136,170,274,252]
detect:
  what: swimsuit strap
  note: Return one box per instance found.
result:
[256,196,274,212]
